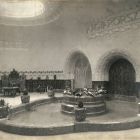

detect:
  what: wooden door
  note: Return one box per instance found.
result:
[109,59,135,96]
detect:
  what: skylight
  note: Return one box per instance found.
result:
[0,0,45,18]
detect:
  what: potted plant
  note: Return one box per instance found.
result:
[0,99,10,118]
[21,89,30,104]
[75,101,86,122]
[48,86,55,97]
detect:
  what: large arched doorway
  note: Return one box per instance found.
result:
[109,59,136,96]
[65,52,92,89]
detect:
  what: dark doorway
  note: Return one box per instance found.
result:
[109,59,136,96]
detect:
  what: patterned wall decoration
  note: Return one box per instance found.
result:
[87,8,140,39]
[0,70,64,80]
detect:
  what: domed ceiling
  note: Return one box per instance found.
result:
[0,0,140,26]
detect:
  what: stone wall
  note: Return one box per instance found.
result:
[0,0,140,86]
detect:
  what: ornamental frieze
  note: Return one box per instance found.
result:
[87,9,140,39]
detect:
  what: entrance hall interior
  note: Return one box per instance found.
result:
[0,0,140,139]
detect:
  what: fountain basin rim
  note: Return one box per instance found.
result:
[0,116,140,136]
[0,97,139,135]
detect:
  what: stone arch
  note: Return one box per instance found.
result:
[65,51,92,89]
[95,50,137,81]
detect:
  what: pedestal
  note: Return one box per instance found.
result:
[0,106,9,118]
[75,107,86,122]
[21,95,30,104]
[48,90,55,97]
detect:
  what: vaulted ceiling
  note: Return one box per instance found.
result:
[0,0,139,26]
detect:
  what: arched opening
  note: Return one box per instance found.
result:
[109,58,136,97]
[95,50,137,82]
[74,56,92,88]
[65,52,92,89]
